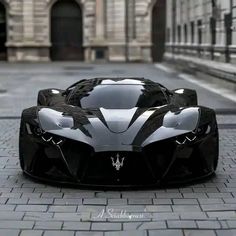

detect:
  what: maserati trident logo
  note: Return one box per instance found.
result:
[111,153,125,171]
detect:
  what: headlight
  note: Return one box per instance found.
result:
[196,124,211,136]
[26,123,64,146]
[41,133,53,142]
[176,132,197,145]
[175,124,211,145]
[51,135,64,145]
[41,133,64,146]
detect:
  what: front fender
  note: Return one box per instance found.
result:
[142,107,200,147]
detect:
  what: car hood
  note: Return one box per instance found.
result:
[38,105,200,151]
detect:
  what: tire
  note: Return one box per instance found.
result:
[19,119,25,171]
[214,155,219,171]
[213,128,219,171]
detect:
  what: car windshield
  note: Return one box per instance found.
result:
[68,84,168,109]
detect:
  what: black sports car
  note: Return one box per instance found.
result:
[19,78,219,187]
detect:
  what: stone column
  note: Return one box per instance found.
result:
[95,0,105,40]
[23,0,34,42]
[232,1,236,46]
[229,0,236,63]
[127,0,135,41]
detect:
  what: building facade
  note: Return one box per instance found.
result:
[165,0,236,64]
[0,0,166,62]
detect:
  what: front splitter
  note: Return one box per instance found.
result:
[22,170,215,190]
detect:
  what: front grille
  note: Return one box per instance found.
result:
[82,151,158,185]
[60,139,176,185]
[143,139,176,179]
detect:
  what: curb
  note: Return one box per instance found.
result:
[164,55,236,92]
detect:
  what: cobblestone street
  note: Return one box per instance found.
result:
[0,63,236,236]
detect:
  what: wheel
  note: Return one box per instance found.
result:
[213,128,219,171]
[19,119,25,170]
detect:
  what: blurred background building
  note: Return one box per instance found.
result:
[1,0,235,64]
[0,0,166,62]
[165,0,236,64]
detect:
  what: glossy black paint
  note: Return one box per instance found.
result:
[19,78,219,187]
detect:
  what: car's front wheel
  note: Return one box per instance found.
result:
[213,128,219,171]
[19,119,25,171]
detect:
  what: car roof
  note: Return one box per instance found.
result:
[76,77,159,86]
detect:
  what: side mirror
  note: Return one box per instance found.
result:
[172,88,198,106]
[62,79,87,97]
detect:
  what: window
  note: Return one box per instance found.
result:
[210,17,216,45]
[68,84,168,109]
[177,25,181,43]
[225,13,232,46]
[197,20,202,44]
[191,21,195,44]
[184,24,188,43]
[96,49,105,60]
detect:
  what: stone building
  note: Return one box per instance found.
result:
[0,0,166,62]
[165,0,236,64]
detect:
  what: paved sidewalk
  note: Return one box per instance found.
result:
[165,53,236,87]
[165,53,236,74]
